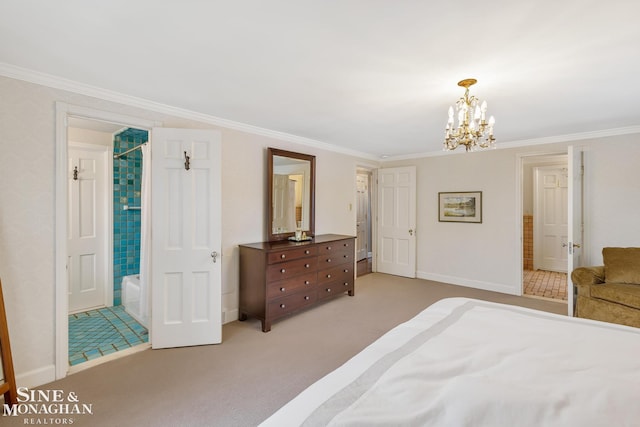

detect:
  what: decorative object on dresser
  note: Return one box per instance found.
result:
[239,235,355,332]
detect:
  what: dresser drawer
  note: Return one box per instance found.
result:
[317,264,353,284]
[317,247,353,266]
[267,257,318,282]
[268,291,317,319]
[316,239,353,254]
[317,279,353,300]
[266,272,316,299]
[267,246,317,264]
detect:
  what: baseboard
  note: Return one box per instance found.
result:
[16,364,56,389]
[417,271,518,296]
[223,308,239,324]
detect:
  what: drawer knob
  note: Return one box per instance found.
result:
[305,263,310,268]
[327,246,332,250]
[343,255,348,258]
[280,287,285,292]
[327,274,331,279]
[280,304,286,308]
[304,280,310,285]
[343,282,348,286]
[326,288,331,292]
[280,268,286,273]
[305,250,310,254]
[344,269,349,273]
[281,254,286,259]
[344,243,349,247]
[304,296,310,300]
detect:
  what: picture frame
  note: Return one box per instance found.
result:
[438,191,482,223]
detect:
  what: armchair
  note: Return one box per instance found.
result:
[571,247,640,328]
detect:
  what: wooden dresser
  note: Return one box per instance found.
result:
[239,234,355,332]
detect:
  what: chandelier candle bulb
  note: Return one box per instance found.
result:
[443,78,496,152]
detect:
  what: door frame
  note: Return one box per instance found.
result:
[67,141,113,311]
[55,103,159,379]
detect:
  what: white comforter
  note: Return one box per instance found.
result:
[261,298,640,426]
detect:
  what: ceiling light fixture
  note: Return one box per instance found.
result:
[444,78,495,152]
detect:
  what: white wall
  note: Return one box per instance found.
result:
[0,75,370,387]
[385,133,640,295]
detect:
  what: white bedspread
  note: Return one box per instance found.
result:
[261,298,640,426]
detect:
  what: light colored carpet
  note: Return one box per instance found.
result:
[7,274,565,427]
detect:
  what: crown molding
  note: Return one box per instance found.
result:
[383,125,640,162]
[0,62,378,161]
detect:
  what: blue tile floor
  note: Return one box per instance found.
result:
[69,306,148,366]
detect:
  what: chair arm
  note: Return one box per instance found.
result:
[571,266,605,286]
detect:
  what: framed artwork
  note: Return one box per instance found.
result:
[438,191,482,223]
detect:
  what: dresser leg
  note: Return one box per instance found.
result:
[348,289,355,296]
[261,320,271,333]
[239,312,248,321]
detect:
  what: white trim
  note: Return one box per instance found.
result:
[223,308,239,324]
[67,344,150,375]
[417,271,518,295]
[0,62,376,161]
[55,102,159,380]
[16,365,56,389]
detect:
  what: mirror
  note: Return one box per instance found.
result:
[268,147,315,241]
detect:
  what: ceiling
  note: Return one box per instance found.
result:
[1,1,639,158]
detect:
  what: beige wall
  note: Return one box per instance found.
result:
[384,133,640,295]
[0,75,372,386]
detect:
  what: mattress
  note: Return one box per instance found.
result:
[260,297,640,426]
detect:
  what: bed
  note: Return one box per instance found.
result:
[260,297,640,426]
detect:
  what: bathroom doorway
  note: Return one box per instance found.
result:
[65,116,151,370]
[520,153,569,302]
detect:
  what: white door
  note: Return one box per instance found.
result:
[356,173,369,261]
[68,145,108,312]
[151,128,222,349]
[567,146,584,316]
[377,166,416,277]
[534,166,568,272]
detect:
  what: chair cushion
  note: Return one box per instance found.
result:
[603,247,640,284]
[591,282,640,310]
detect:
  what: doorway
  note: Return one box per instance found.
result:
[55,104,158,379]
[66,118,151,368]
[521,154,568,302]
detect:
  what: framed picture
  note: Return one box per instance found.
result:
[438,191,482,223]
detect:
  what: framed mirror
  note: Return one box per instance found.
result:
[267,147,315,242]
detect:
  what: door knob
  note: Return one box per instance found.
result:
[409,229,414,236]
[211,251,218,263]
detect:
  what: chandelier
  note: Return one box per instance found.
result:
[444,78,495,152]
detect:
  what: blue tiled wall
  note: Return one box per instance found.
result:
[113,128,148,305]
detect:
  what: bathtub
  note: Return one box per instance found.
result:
[122,274,148,328]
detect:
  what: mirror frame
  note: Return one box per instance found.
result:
[267,147,316,242]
